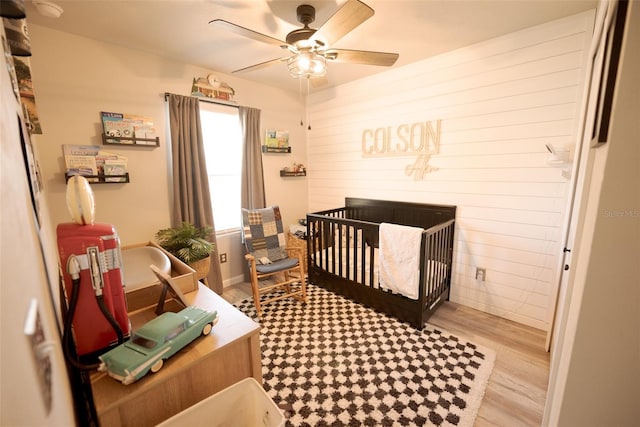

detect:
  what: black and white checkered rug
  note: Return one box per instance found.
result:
[235,284,495,427]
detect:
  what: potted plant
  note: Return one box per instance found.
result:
[155,222,215,283]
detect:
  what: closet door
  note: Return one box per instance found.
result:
[545,0,628,349]
[546,0,628,352]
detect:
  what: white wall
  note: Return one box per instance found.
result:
[306,11,595,330]
[1,25,75,425]
[27,25,308,286]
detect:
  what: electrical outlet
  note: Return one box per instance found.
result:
[220,253,227,263]
[475,267,486,281]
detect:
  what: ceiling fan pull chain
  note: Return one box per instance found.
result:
[299,78,304,127]
[306,78,311,130]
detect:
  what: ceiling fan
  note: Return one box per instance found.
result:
[209,0,399,83]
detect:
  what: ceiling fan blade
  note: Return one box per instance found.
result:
[309,0,374,47]
[325,48,399,66]
[232,57,287,74]
[210,19,286,47]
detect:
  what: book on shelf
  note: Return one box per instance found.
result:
[63,144,99,181]
[101,111,155,144]
[265,129,289,148]
[63,144,98,156]
[103,162,128,182]
[133,124,157,143]
[66,168,97,180]
[101,112,135,141]
[62,144,128,182]
[95,150,118,174]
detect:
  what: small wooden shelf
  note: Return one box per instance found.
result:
[262,145,291,153]
[65,172,130,184]
[280,170,306,177]
[102,134,160,147]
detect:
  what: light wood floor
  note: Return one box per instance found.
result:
[222,282,550,427]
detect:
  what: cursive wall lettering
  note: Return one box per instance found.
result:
[362,120,441,179]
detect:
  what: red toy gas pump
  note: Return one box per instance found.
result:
[57,176,130,366]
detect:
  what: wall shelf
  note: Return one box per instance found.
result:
[262,145,291,153]
[65,172,130,184]
[102,134,159,147]
[280,170,306,177]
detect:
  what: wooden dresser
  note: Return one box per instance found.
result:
[90,284,261,427]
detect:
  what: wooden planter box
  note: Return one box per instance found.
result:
[123,241,198,312]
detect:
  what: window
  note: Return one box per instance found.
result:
[131,335,157,349]
[165,324,185,342]
[199,103,242,232]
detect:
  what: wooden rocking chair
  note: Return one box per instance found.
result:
[241,206,307,317]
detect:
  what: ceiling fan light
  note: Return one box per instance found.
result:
[32,0,63,18]
[312,62,323,73]
[288,52,326,79]
[298,52,312,71]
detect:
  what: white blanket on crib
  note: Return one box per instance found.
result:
[378,222,423,300]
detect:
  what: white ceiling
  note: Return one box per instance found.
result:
[25,0,597,94]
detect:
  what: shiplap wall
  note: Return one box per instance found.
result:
[306,11,595,330]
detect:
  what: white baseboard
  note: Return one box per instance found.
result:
[223,274,246,288]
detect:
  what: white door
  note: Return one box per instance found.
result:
[545,0,623,351]
[544,0,626,351]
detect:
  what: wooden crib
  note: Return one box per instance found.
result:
[306,198,456,329]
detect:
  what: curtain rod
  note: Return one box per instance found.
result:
[163,92,239,109]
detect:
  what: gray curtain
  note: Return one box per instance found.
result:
[239,106,266,209]
[167,93,223,294]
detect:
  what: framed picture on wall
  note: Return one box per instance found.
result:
[591,0,628,145]
[14,56,42,134]
[18,115,43,227]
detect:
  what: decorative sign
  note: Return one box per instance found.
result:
[362,119,441,180]
[191,75,235,101]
